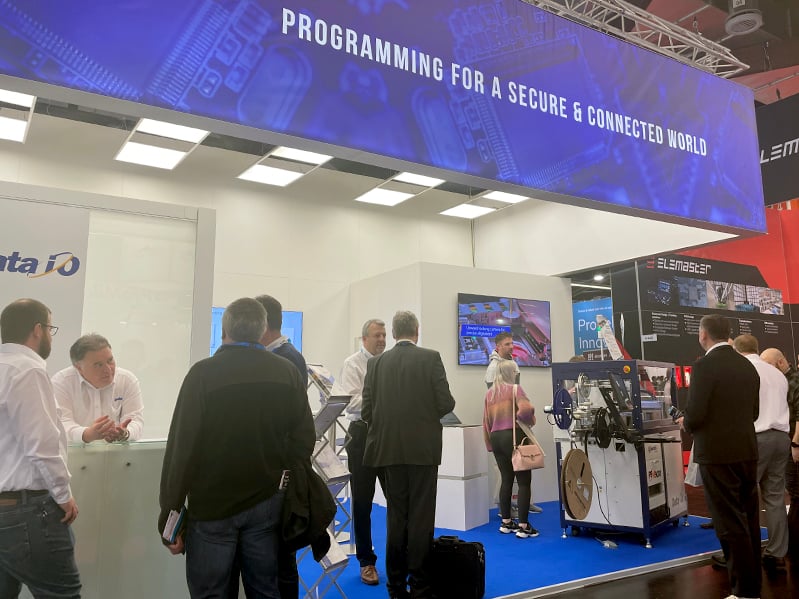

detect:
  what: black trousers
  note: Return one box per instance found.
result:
[490,429,532,524]
[383,464,438,599]
[700,460,761,599]
[347,420,385,568]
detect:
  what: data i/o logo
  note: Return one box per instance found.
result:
[0,251,81,278]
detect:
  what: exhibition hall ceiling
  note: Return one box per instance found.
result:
[644,0,799,104]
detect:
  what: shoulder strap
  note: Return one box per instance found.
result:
[512,384,518,448]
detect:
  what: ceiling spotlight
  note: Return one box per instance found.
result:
[593,274,606,282]
[354,188,415,206]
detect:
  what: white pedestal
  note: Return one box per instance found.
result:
[373,425,490,531]
[435,425,490,530]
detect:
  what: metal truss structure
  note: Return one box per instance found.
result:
[520,0,749,77]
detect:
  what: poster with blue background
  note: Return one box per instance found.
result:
[0,0,764,231]
[572,297,613,357]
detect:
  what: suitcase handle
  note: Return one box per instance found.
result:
[436,535,460,545]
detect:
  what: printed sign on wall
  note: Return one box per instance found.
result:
[572,297,613,357]
[0,0,764,232]
[0,198,89,372]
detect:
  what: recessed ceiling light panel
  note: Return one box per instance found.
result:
[238,164,305,187]
[271,146,332,165]
[483,191,528,204]
[0,115,28,142]
[440,204,496,219]
[115,141,187,170]
[0,89,35,109]
[354,188,414,206]
[137,118,208,143]
[393,172,445,187]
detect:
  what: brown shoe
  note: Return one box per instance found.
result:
[360,565,379,585]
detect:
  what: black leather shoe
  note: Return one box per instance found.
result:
[710,554,726,569]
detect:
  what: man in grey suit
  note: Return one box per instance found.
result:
[362,311,456,599]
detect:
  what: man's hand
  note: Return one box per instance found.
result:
[792,444,799,463]
[82,416,114,443]
[58,498,79,525]
[166,534,184,555]
[103,418,132,443]
[676,416,685,432]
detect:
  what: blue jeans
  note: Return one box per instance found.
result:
[185,493,283,599]
[0,494,81,599]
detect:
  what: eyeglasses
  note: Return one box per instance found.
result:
[39,323,58,336]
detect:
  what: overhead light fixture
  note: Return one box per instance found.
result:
[115,141,187,170]
[483,191,528,204]
[393,172,445,187]
[0,90,35,109]
[114,117,208,169]
[354,188,415,206]
[440,204,496,219]
[0,88,35,143]
[270,146,332,165]
[238,164,305,187]
[0,115,28,142]
[571,283,611,291]
[593,274,606,282]
[136,118,208,143]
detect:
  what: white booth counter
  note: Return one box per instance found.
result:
[374,425,490,531]
[18,441,187,599]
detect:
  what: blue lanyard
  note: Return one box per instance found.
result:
[226,342,266,351]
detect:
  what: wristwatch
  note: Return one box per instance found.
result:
[791,441,799,449]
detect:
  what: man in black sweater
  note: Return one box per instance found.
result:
[158,297,315,598]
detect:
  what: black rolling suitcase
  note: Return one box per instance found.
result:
[428,535,485,599]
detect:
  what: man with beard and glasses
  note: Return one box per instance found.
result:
[0,298,81,598]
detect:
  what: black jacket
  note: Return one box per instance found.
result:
[281,459,336,561]
[684,344,759,465]
[362,341,455,467]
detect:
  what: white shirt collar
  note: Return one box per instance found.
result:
[704,341,729,355]
[264,335,289,352]
[0,342,46,367]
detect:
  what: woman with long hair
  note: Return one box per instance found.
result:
[482,359,538,538]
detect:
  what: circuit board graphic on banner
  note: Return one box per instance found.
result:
[0,0,764,231]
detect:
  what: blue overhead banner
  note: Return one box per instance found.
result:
[0,0,764,231]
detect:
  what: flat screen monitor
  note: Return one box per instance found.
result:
[457,293,551,367]
[210,307,303,356]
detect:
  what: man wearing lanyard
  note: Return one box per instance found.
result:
[338,318,387,586]
[51,333,144,443]
[159,297,315,597]
[0,298,81,597]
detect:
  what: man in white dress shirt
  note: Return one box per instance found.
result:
[0,298,81,597]
[733,333,790,570]
[52,333,144,443]
[339,318,386,586]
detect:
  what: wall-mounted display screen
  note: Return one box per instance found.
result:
[210,307,303,356]
[458,293,551,367]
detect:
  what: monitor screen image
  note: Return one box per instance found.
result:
[458,293,551,367]
[210,307,303,356]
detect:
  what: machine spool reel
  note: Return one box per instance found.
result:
[551,388,573,430]
[561,448,593,520]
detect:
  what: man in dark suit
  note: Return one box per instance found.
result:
[362,310,456,599]
[679,314,761,599]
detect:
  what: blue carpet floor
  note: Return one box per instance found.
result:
[298,501,767,598]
